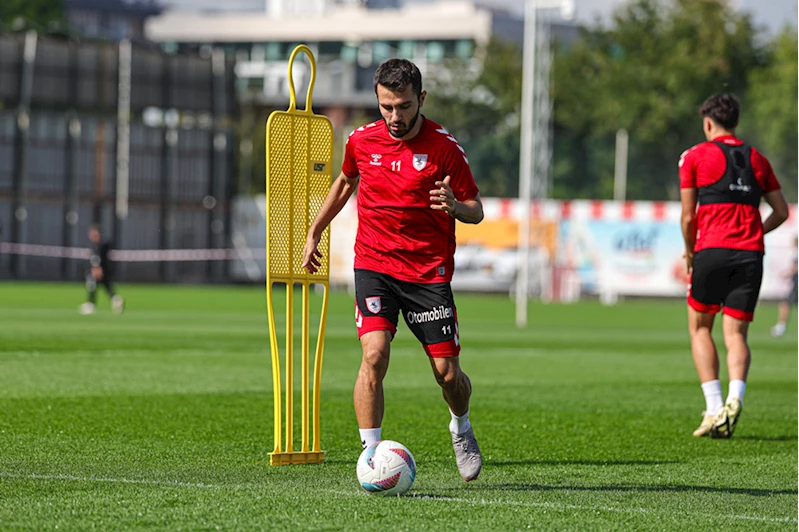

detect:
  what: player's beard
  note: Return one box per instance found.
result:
[387,106,421,139]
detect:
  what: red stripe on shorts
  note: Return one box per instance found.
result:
[423,340,460,358]
[723,306,754,322]
[687,294,721,314]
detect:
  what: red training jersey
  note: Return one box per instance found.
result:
[341,117,479,283]
[679,135,781,253]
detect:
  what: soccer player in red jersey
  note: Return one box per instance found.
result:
[679,93,789,438]
[302,58,484,481]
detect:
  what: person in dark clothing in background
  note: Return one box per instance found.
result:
[79,224,124,315]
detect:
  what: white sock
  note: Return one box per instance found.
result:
[701,380,723,414]
[728,380,746,405]
[449,408,471,435]
[359,428,381,449]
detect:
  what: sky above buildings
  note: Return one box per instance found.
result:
[468,0,797,34]
[162,0,798,35]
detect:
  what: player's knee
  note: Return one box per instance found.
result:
[723,330,748,349]
[689,326,712,341]
[434,364,462,390]
[361,348,389,373]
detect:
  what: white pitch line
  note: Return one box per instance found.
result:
[2,472,795,525]
[327,489,797,524]
[0,472,221,489]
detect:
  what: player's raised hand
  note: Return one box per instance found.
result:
[430,175,456,216]
[301,234,323,274]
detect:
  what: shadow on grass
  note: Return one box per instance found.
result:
[735,435,797,442]
[490,460,680,467]
[435,483,796,497]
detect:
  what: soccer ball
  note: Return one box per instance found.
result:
[356,440,416,496]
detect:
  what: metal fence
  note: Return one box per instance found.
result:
[0,31,238,283]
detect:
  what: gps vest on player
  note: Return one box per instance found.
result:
[698,142,762,207]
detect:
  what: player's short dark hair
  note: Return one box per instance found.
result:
[373,58,423,98]
[699,93,740,130]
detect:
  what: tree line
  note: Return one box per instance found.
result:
[425,0,797,202]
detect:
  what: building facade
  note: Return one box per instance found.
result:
[65,0,163,42]
[146,1,520,111]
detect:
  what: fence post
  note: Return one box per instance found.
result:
[209,48,228,282]
[62,115,81,279]
[113,39,132,262]
[10,30,37,278]
[159,53,177,283]
[62,42,80,280]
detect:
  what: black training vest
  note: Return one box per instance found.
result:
[697,142,762,207]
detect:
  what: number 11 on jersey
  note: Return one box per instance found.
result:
[391,160,401,172]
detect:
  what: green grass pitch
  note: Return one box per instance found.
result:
[0,282,796,530]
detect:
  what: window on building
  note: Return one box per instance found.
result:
[397,40,414,59]
[455,40,474,59]
[110,16,132,40]
[341,43,358,64]
[318,42,343,59]
[372,41,392,63]
[250,44,266,61]
[426,41,444,63]
[265,42,281,61]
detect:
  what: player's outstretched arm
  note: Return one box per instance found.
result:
[762,189,789,236]
[429,175,484,224]
[302,172,359,273]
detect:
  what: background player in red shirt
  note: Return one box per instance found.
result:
[302,58,485,481]
[679,93,789,438]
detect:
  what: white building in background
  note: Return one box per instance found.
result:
[265,0,328,17]
[145,0,535,110]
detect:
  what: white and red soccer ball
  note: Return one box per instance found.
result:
[356,440,416,496]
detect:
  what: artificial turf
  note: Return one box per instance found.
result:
[0,282,795,530]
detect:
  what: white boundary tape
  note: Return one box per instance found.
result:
[0,242,266,262]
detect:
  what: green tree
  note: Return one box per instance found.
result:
[0,0,65,32]
[427,0,772,201]
[424,38,523,197]
[745,28,798,201]
[552,0,763,200]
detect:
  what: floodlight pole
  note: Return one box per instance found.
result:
[516,0,573,328]
[516,0,537,328]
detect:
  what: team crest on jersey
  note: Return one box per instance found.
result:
[412,154,428,171]
[365,297,382,314]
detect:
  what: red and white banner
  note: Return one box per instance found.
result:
[4,197,796,302]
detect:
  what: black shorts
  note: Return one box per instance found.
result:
[354,269,460,357]
[688,249,763,322]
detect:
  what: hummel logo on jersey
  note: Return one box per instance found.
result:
[412,154,428,171]
[370,154,382,166]
[436,127,470,164]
